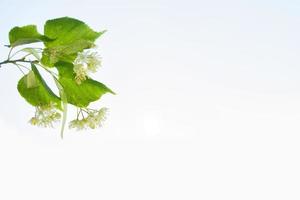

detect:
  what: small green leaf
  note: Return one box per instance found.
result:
[9,25,50,47]
[17,64,61,109]
[41,17,105,67]
[56,62,115,107]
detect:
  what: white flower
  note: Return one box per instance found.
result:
[29,103,61,128]
[69,107,108,130]
[86,52,101,72]
[86,107,108,129]
[73,63,87,84]
[69,119,87,130]
[73,49,102,84]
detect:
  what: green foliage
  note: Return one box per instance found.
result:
[9,25,51,47]
[17,64,61,109]
[56,62,115,107]
[2,17,115,138]
[41,17,105,67]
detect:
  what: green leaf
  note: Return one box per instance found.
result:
[9,25,50,47]
[17,64,61,109]
[41,17,105,67]
[56,62,115,107]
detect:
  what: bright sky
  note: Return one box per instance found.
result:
[0,0,300,199]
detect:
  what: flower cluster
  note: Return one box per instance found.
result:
[29,103,61,128]
[73,49,102,84]
[69,107,108,130]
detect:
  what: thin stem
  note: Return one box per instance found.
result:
[79,109,85,119]
[81,109,90,114]
[87,108,98,112]
[13,63,25,75]
[0,58,38,67]
[36,63,58,77]
[7,47,14,60]
[20,53,32,60]
[15,63,30,71]
[76,108,80,120]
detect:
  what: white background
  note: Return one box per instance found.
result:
[0,0,300,199]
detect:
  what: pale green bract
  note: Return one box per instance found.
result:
[1,17,115,138]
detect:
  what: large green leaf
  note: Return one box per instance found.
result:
[17,64,61,109]
[41,17,105,67]
[56,62,115,107]
[9,25,50,47]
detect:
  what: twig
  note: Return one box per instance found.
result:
[0,58,38,68]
